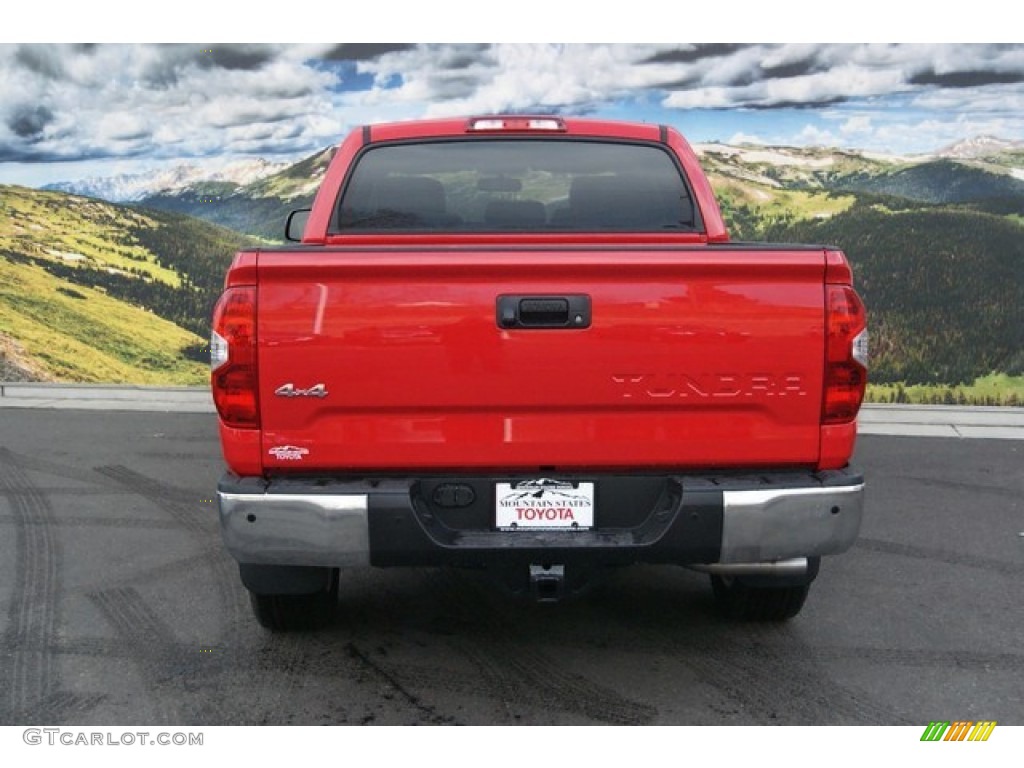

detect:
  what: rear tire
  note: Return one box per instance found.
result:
[710,574,811,622]
[248,568,339,631]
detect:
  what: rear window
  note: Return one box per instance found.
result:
[333,139,698,233]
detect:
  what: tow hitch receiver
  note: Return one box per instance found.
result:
[530,564,566,602]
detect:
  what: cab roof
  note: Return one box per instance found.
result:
[365,115,665,143]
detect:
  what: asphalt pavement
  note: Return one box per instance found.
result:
[0,400,1021,725]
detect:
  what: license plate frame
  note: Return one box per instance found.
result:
[495,479,595,531]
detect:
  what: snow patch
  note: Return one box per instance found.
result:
[45,249,87,262]
[43,157,290,202]
[937,135,1019,160]
[860,150,918,164]
[695,143,837,168]
[737,149,834,168]
[695,143,741,157]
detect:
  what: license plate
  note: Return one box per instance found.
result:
[495,479,594,531]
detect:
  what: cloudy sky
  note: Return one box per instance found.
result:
[1,43,1022,186]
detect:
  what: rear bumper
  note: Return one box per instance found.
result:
[218,468,864,571]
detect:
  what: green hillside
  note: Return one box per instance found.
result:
[140,148,335,241]
[141,187,311,242]
[762,200,1024,386]
[698,145,1024,395]
[0,185,252,383]
[0,258,205,383]
[708,173,856,241]
[698,144,893,190]
[831,159,1024,204]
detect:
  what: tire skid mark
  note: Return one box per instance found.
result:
[488,619,1024,676]
[88,587,188,722]
[92,466,245,628]
[17,691,108,723]
[346,642,460,725]
[251,636,315,677]
[0,549,227,607]
[856,537,1024,576]
[0,449,62,721]
[690,635,899,724]
[10,632,327,683]
[13,635,215,663]
[894,474,1023,500]
[449,638,518,721]
[243,634,330,723]
[460,636,655,724]
[807,645,1024,671]
[1,487,124,499]
[343,659,502,699]
[12,636,134,660]
[137,452,222,461]
[233,633,376,725]
[85,467,250,719]
[427,570,656,725]
[744,624,912,724]
[631,613,907,725]
[0,514,182,530]
[160,434,217,444]
[93,466,205,526]
[89,587,180,652]
[103,549,227,591]
[0,449,122,489]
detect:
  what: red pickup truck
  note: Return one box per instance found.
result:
[211,116,868,630]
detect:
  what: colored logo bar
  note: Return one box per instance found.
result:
[921,721,996,742]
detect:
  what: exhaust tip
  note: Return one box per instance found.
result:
[688,557,809,578]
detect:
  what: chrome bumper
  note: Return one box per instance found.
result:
[218,474,863,570]
[219,491,370,567]
[718,483,864,563]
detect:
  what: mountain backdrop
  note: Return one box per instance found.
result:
[2,137,1023,399]
[0,185,252,383]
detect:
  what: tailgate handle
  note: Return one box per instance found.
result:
[497,295,591,329]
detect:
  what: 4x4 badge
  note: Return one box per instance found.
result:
[275,383,328,398]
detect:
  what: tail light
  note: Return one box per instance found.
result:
[210,286,259,428]
[823,285,868,424]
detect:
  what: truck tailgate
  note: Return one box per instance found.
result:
[256,247,826,471]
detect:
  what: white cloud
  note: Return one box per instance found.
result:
[840,116,873,135]
[728,132,768,145]
[0,44,345,163]
[796,125,842,147]
[663,87,736,110]
[350,44,675,116]
[911,84,1024,114]
[665,63,909,110]
[869,116,1024,153]
[1,43,1022,181]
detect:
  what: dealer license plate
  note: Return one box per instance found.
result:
[495,479,595,531]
